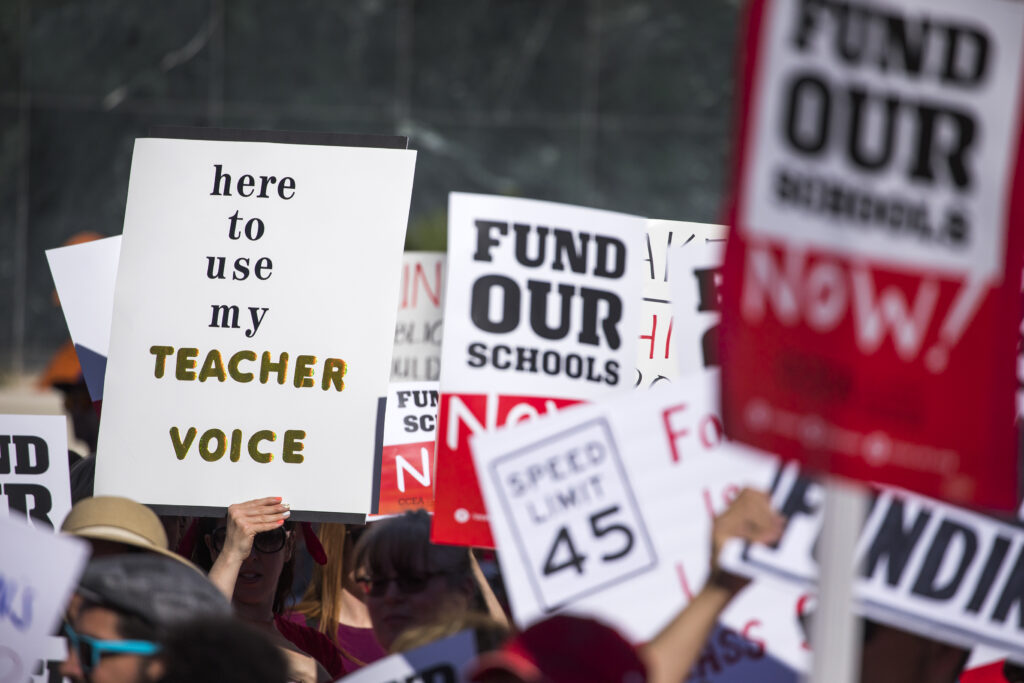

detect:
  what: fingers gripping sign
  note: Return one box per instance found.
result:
[710,488,785,593]
[222,497,292,560]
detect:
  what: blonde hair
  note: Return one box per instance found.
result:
[292,523,365,666]
[389,612,511,654]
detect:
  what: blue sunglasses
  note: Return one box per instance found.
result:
[63,622,160,671]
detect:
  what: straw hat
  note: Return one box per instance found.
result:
[61,495,198,569]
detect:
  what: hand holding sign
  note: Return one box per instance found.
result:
[709,489,784,594]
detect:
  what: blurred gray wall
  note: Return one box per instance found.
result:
[0,0,740,375]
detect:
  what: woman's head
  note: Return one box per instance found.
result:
[193,516,296,615]
[353,510,474,651]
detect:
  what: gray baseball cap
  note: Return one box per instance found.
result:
[77,554,231,633]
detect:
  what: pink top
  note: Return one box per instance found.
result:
[282,612,388,675]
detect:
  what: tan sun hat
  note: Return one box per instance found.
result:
[61,495,200,570]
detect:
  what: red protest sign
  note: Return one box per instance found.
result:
[719,0,1024,509]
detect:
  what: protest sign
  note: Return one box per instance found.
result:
[0,414,71,530]
[45,236,122,401]
[718,0,1024,508]
[432,193,645,547]
[471,373,807,680]
[0,514,89,680]
[338,628,477,683]
[374,381,438,516]
[720,463,1024,662]
[635,221,727,388]
[663,223,728,377]
[95,131,416,520]
[392,252,445,381]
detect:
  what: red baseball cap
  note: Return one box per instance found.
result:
[469,615,647,683]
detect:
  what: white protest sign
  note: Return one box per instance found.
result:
[472,375,807,680]
[374,381,438,516]
[720,463,1024,661]
[665,225,727,377]
[0,514,89,678]
[636,221,727,387]
[0,414,71,530]
[95,135,416,518]
[392,252,445,381]
[433,193,646,548]
[337,628,477,683]
[45,236,122,401]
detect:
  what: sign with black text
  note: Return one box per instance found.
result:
[719,0,1024,508]
[95,133,416,519]
[0,414,71,530]
[720,463,1024,661]
[472,375,807,681]
[375,381,438,517]
[635,220,727,388]
[433,194,645,547]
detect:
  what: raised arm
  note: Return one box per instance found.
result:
[640,488,784,683]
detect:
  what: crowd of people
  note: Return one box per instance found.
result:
[51,476,1023,683]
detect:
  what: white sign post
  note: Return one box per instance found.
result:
[95,134,416,519]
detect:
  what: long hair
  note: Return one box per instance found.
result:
[291,523,365,666]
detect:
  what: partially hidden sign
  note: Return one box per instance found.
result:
[720,463,1024,663]
[338,628,477,683]
[0,514,89,681]
[45,236,122,401]
[432,193,645,547]
[95,133,416,519]
[375,381,437,517]
[720,0,1024,508]
[471,374,807,681]
[392,252,445,381]
[0,414,72,530]
[635,220,727,388]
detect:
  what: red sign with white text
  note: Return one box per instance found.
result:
[433,393,582,548]
[719,0,1024,508]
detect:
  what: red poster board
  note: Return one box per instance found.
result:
[719,0,1024,509]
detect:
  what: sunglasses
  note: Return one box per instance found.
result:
[210,526,289,554]
[63,622,160,672]
[355,572,449,597]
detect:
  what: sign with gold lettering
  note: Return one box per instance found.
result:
[95,130,416,520]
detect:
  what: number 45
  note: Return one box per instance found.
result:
[542,505,634,576]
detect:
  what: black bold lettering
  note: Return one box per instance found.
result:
[862,499,932,586]
[911,520,978,600]
[470,275,520,334]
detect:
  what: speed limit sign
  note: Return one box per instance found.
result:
[485,417,657,611]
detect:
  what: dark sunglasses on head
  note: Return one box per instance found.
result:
[211,526,288,554]
[355,572,448,597]
[63,622,159,672]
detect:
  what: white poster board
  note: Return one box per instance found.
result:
[471,374,807,680]
[433,193,646,547]
[720,464,1024,662]
[665,225,727,376]
[337,629,477,683]
[0,414,72,530]
[636,220,726,387]
[0,514,89,680]
[392,252,445,381]
[45,236,122,401]
[95,134,416,519]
